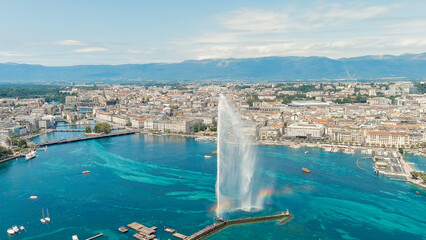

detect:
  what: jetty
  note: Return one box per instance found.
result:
[34,131,136,147]
[185,211,293,240]
[0,154,23,164]
[85,232,103,240]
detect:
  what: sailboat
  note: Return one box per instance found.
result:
[40,208,46,224]
[45,208,51,222]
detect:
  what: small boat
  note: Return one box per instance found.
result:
[302,168,311,173]
[19,226,25,231]
[204,155,212,159]
[41,208,46,224]
[12,225,19,233]
[212,151,217,155]
[82,170,91,174]
[72,235,79,240]
[25,150,37,160]
[324,147,332,152]
[29,195,38,199]
[7,228,14,235]
[304,151,309,154]
[44,146,48,152]
[416,191,420,194]
[45,208,51,222]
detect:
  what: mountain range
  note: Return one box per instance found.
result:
[1,53,426,83]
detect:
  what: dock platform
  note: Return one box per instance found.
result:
[172,232,188,239]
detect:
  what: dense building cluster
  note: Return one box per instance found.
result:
[1,81,425,151]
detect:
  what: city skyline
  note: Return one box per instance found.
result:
[1,0,426,65]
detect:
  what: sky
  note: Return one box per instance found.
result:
[0,0,426,66]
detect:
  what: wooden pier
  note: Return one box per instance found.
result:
[185,211,294,240]
[85,232,103,240]
[35,131,136,147]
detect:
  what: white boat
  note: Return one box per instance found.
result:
[45,208,51,222]
[324,147,332,152]
[41,208,46,224]
[304,151,309,154]
[25,150,37,160]
[44,146,48,152]
[7,228,14,235]
[204,155,212,159]
[19,226,25,231]
[29,195,38,199]
[12,225,19,233]
[72,235,79,240]
[332,148,339,153]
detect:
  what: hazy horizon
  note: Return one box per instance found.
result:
[1,0,426,66]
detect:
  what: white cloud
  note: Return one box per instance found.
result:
[322,5,393,20]
[185,3,410,60]
[219,8,289,33]
[127,48,155,54]
[390,39,426,47]
[73,47,108,53]
[56,40,87,46]
[0,51,29,57]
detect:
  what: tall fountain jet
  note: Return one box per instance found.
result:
[216,94,264,216]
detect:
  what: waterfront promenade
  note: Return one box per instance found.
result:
[0,131,136,164]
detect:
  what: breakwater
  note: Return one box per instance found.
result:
[186,212,293,240]
[35,131,136,147]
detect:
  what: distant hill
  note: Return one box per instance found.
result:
[1,53,426,83]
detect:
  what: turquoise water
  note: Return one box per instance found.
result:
[0,134,425,240]
[406,154,426,172]
[30,132,85,143]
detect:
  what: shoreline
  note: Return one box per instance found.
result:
[4,128,426,189]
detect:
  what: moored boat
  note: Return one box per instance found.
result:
[302,168,311,173]
[82,170,91,174]
[25,150,37,160]
[72,235,79,240]
[41,208,46,224]
[212,151,217,155]
[19,226,25,231]
[12,225,19,233]
[45,208,51,222]
[204,155,212,159]
[7,228,14,235]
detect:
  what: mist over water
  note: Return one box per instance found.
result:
[216,95,266,216]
